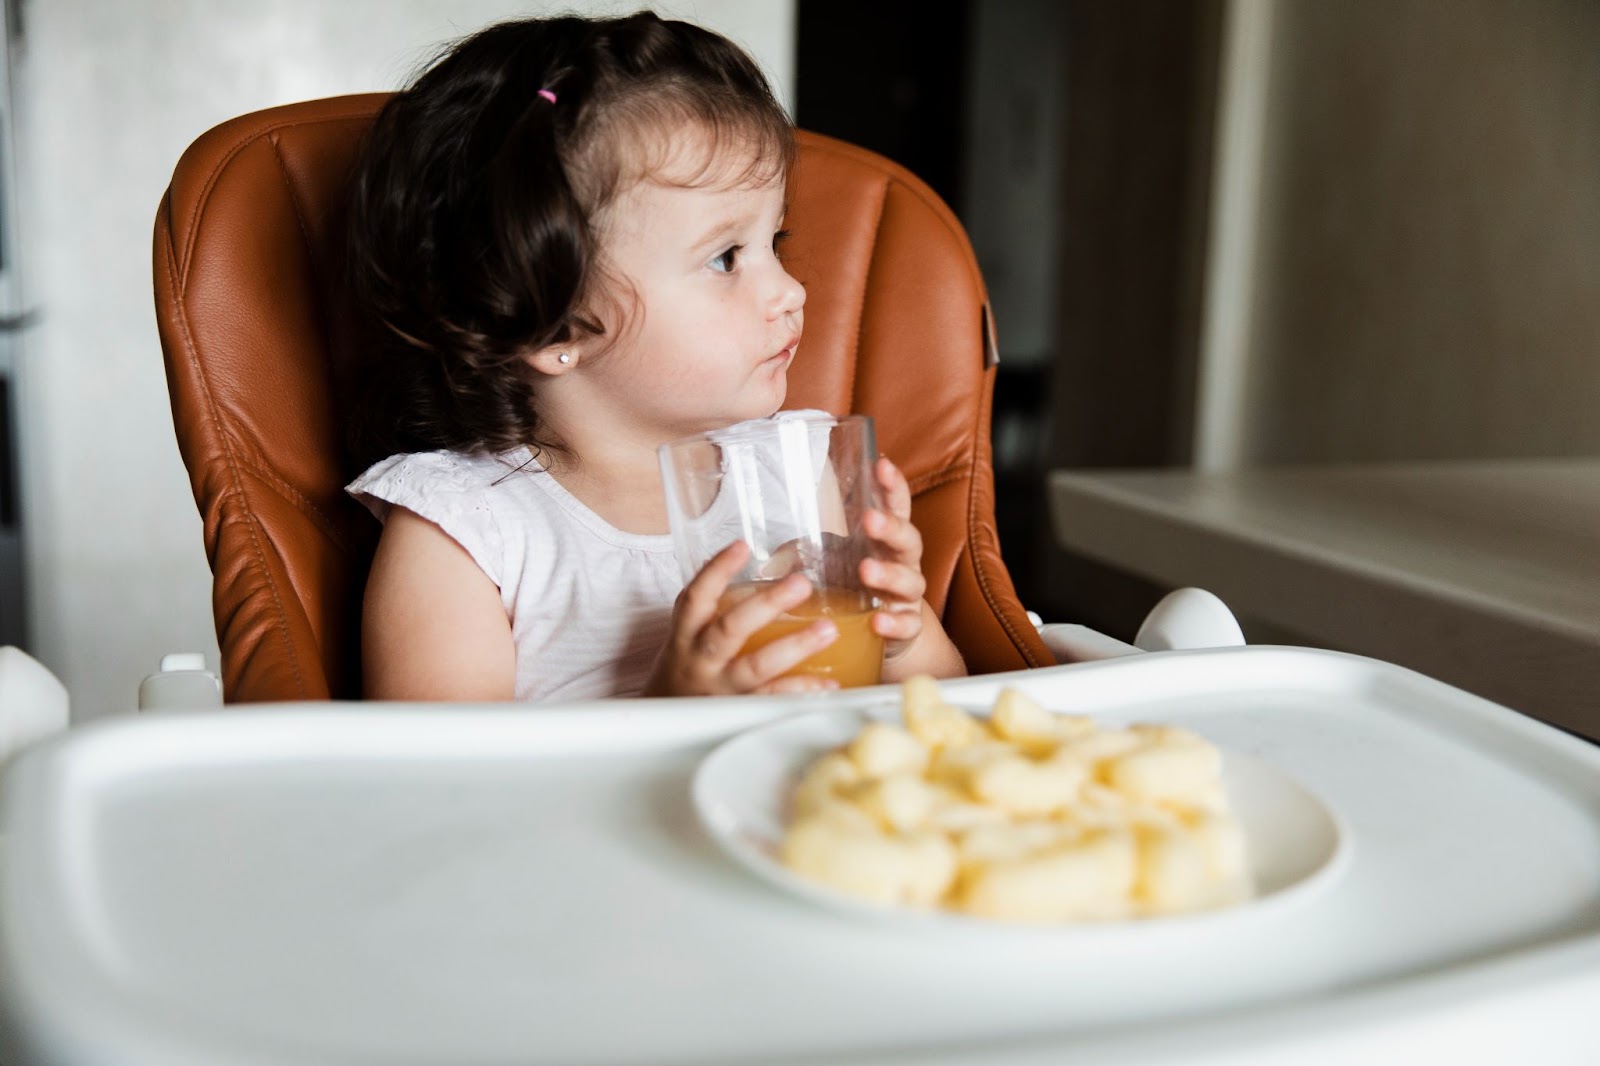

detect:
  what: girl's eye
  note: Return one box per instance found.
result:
[710,245,741,273]
[773,229,792,256]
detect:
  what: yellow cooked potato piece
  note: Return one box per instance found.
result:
[791,751,862,817]
[911,703,988,750]
[1104,739,1223,806]
[925,796,1013,834]
[847,722,929,779]
[799,797,881,834]
[988,688,1058,742]
[969,753,1088,816]
[955,819,1082,870]
[901,678,988,750]
[1129,722,1208,747]
[1056,728,1146,771]
[920,783,1011,833]
[850,772,941,833]
[1180,809,1252,890]
[1133,817,1253,915]
[1132,822,1213,915]
[1052,714,1099,741]
[958,830,1137,923]
[782,816,956,907]
[928,740,1023,791]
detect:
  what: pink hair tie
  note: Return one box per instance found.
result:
[537,88,557,105]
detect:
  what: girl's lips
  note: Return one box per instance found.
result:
[766,340,799,365]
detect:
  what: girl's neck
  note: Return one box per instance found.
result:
[538,434,670,536]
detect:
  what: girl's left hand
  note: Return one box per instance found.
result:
[859,456,934,667]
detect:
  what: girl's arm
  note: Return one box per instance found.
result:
[362,506,516,700]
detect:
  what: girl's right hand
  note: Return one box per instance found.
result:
[644,542,842,697]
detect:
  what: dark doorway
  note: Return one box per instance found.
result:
[795,0,971,210]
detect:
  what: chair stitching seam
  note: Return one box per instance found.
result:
[259,130,342,538]
[259,131,357,554]
[178,110,375,286]
[963,382,1041,667]
[232,454,356,554]
[846,176,891,415]
[160,222,311,699]
[908,463,967,496]
[265,132,321,282]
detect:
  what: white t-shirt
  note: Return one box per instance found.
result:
[348,447,681,702]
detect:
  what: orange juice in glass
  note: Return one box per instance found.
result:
[660,412,885,688]
[718,584,884,688]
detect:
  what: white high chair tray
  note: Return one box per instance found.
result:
[3,647,1599,1066]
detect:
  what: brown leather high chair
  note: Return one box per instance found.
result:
[153,94,1053,703]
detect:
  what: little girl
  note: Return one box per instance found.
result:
[344,12,966,701]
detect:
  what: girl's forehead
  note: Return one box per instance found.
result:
[604,163,786,244]
[622,118,787,195]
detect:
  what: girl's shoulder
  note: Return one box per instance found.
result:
[347,449,551,593]
[345,447,549,528]
[347,448,536,498]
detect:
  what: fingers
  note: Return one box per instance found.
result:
[862,507,922,570]
[860,556,924,607]
[873,601,926,642]
[756,672,843,695]
[666,552,842,694]
[874,456,912,519]
[863,458,921,567]
[696,573,811,663]
[675,540,751,637]
[866,557,926,644]
[735,620,840,690]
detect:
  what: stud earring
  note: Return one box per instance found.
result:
[557,352,572,364]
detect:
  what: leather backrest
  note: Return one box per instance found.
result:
[153,95,1050,702]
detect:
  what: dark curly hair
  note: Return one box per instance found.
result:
[344,11,794,469]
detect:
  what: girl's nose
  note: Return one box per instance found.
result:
[770,264,806,320]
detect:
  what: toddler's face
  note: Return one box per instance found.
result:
[575,124,806,445]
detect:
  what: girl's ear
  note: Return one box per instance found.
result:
[525,343,579,376]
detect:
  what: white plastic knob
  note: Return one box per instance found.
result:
[139,653,223,711]
[1134,588,1246,652]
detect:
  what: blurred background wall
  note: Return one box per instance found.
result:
[1038,0,1600,637]
[1232,0,1600,466]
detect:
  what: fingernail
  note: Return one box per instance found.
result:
[812,621,838,643]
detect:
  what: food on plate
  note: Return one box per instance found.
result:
[778,678,1254,922]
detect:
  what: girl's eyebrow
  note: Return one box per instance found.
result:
[689,217,744,254]
[688,198,787,254]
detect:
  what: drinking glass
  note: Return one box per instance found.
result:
[658,413,884,688]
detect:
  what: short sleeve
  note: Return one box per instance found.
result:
[347,451,508,589]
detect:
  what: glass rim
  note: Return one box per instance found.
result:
[658,412,871,454]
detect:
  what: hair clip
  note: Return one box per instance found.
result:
[537,89,558,105]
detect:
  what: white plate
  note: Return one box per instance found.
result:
[693,702,1349,935]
